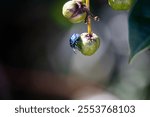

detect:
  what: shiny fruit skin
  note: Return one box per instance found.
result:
[79,32,100,56]
[108,0,133,10]
[62,1,86,23]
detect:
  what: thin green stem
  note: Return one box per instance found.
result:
[86,0,92,34]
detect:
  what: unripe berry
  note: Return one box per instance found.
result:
[79,32,100,56]
[108,0,134,10]
[62,1,86,23]
[73,0,86,3]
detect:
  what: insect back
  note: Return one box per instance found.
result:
[69,33,82,53]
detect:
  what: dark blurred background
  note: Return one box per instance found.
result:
[0,0,150,100]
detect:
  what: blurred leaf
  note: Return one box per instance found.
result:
[129,0,150,62]
[49,0,72,28]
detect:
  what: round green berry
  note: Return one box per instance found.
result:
[73,0,86,3]
[108,0,134,10]
[79,32,100,56]
[62,1,86,23]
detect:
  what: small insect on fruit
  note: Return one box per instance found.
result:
[69,33,81,52]
[69,33,100,56]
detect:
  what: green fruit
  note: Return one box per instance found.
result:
[79,32,100,56]
[108,0,134,10]
[69,12,86,23]
[73,0,86,3]
[62,1,86,23]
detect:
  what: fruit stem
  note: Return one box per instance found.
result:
[86,0,92,35]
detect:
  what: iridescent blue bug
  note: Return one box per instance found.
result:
[69,33,81,53]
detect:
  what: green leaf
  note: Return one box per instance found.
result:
[129,0,150,63]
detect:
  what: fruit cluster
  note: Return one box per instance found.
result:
[62,0,133,56]
[62,0,100,56]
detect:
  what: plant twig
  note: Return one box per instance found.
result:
[86,0,92,35]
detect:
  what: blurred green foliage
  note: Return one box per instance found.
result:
[49,0,72,28]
